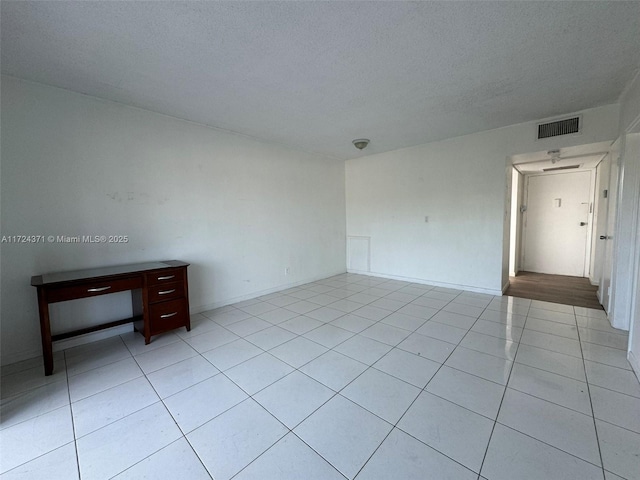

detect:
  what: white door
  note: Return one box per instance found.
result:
[523,170,592,276]
[625,132,640,371]
[599,142,621,313]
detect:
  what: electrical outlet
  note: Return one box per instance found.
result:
[424,216,429,223]
[285,267,290,275]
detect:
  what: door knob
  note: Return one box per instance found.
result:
[599,236,607,240]
[580,222,587,226]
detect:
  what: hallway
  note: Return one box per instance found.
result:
[505,272,602,310]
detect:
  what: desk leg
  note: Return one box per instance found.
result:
[37,288,54,376]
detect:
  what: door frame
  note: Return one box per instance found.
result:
[598,139,621,312]
[606,128,640,330]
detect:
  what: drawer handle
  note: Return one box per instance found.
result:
[160,312,178,319]
[158,289,176,295]
[87,286,112,292]
[157,275,175,280]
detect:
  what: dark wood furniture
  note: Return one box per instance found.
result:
[31,260,190,375]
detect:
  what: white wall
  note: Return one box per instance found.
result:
[609,133,640,331]
[346,104,619,294]
[0,76,346,365]
[620,70,640,135]
[508,168,520,276]
[609,69,640,335]
[628,195,640,375]
[615,69,640,376]
[515,172,525,275]
[507,168,526,279]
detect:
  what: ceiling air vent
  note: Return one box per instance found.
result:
[537,116,581,139]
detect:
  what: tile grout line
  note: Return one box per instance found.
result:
[488,422,605,470]
[476,299,533,477]
[226,285,480,478]
[68,302,625,476]
[2,354,80,477]
[0,278,467,478]
[61,350,84,480]
[103,341,205,480]
[591,416,640,436]
[175,284,620,473]
[183,352,346,480]
[575,306,610,480]
[147,313,300,476]
[227,396,348,480]
[502,384,592,418]
[6,274,618,478]
[229,278,421,477]
[485,303,618,469]
[351,290,497,478]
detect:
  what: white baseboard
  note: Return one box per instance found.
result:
[1,324,137,368]
[502,280,510,295]
[596,289,604,305]
[629,350,640,379]
[1,348,43,368]
[51,324,134,353]
[193,269,347,314]
[346,269,503,296]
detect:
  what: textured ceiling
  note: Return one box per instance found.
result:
[2,1,639,160]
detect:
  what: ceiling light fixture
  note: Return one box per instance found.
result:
[352,139,370,150]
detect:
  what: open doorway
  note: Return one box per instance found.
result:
[507,143,610,307]
[508,168,523,277]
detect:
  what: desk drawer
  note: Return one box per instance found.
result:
[149,298,189,334]
[146,268,185,286]
[46,276,142,303]
[148,282,184,304]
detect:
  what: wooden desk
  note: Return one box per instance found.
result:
[31,260,190,375]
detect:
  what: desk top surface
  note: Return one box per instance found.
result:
[31,260,188,286]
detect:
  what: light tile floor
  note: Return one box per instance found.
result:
[2,273,639,479]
